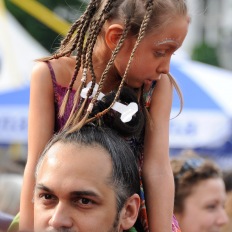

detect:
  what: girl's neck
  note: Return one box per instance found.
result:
[91,53,122,93]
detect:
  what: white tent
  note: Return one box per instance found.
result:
[0,9,49,144]
[0,9,49,91]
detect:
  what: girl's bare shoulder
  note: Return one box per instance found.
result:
[31,57,76,87]
[48,57,76,87]
[149,74,173,119]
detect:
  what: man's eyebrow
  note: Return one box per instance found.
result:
[35,183,54,193]
[35,184,101,198]
[70,191,100,198]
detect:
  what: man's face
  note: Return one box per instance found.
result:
[34,142,122,232]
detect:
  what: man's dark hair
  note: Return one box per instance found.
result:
[36,125,140,212]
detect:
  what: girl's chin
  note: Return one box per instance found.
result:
[124,80,143,89]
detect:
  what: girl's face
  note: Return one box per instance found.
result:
[176,178,228,232]
[114,15,189,88]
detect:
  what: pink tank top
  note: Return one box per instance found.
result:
[46,61,77,132]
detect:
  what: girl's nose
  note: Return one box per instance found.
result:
[48,203,73,229]
[157,58,171,75]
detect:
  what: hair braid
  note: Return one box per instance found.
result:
[54,0,100,59]
[59,1,101,118]
[64,0,116,129]
[85,0,154,122]
[59,26,85,118]
[83,20,131,126]
[59,19,83,51]
[93,19,130,102]
[62,0,100,45]
[168,73,183,118]
[67,18,131,132]
[111,0,154,108]
[83,0,115,102]
[86,0,115,81]
[50,21,83,61]
[65,21,98,125]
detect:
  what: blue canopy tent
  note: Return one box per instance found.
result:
[169,58,232,167]
[0,86,30,144]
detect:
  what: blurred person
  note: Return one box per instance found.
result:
[171,151,228,232]
[0,174,22,232]
[220,170,232,232]
[0,211,14,232]
[0,173,22,216]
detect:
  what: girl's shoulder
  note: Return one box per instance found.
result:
[31,57,76,88]
[47,56,76,72]
[148,74,173,118]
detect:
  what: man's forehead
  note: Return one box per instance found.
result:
[41,142,112,169]
[36,142,114,193]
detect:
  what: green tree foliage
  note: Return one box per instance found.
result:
[4,0,87,53]
[191,42,220,67]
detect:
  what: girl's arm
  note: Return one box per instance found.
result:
[19,62,55,231]
[143,74,174,232]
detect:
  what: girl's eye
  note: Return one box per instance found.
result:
[154,51,166,57]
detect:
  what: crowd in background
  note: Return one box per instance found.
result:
[1,149,232,232]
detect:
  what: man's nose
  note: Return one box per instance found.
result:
[216,207,229,226]
[48,202,73,229]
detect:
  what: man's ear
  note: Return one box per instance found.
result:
[105,24,124,51]
[119,194,140,230]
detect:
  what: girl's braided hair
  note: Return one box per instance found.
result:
[39,0,188,132]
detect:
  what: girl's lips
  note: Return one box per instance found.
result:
[144,75,161,85]
[144,79,152,85]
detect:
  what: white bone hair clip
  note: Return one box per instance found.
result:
[80,81,138,123]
